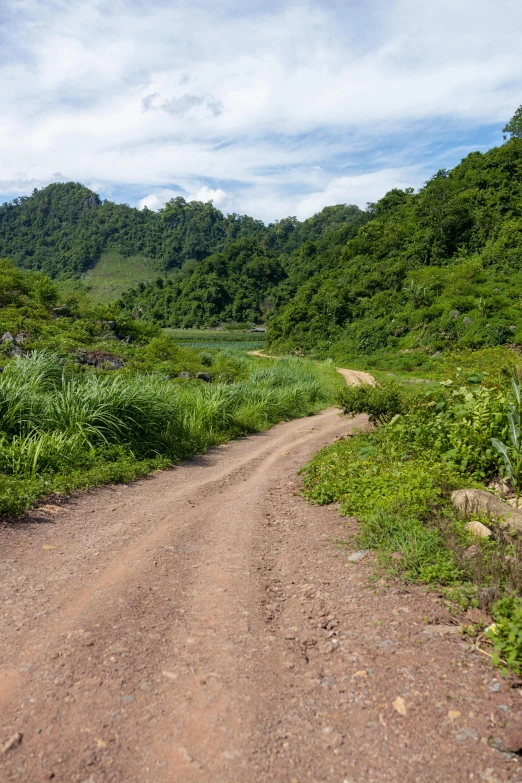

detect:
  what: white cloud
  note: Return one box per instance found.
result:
[138,189,180,211]
[0,0,521,220]
[187,186,229,209]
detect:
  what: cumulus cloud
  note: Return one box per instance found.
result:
[188,186,229,209]
[138,189,181,211]
[0,0,521,219]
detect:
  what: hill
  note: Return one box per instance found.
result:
[117,205,368,326]
[268,135,522,367]
[0,183,365,296]
[0,183,268,280]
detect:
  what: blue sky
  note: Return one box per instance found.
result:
[0,0,521,221]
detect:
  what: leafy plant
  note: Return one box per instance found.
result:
[336,381,407,425]
[491,378,522,507]
[488,596,522,675]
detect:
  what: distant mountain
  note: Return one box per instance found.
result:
[117,205,369,326]
[0,183,266,278]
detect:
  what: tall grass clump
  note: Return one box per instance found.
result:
[0,352,336,516]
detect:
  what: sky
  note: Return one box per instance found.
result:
[1,0,521,222]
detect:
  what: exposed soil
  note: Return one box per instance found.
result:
[1,380,522,781]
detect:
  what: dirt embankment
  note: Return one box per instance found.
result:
[0,372,520,781]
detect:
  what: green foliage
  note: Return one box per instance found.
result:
[488,596,522,674]
[503,105,522,140]
[304,364,522,672]
[336,380,407,424]
[0,184,266,279]
[0,183,367,328]
[0,349,337,515]
[268,138,522,359]
[491,379,522,505]
[357,510,462,584]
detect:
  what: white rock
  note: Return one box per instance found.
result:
[465,520,492,538]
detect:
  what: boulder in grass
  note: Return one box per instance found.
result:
[451,489,522,533]
[465,520,492,538]
[196,372,212,382]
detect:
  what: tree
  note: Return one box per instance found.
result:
[503,105,522,140]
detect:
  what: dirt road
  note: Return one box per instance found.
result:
[1,397,521,781]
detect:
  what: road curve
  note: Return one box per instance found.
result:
[0,370,515,782]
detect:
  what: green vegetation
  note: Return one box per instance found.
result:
[66,252,162,304]
[117,205,367,325]
[269,113,522,362]
[0,184,266,279]
[303,365,522,671]
[0,257,340,516]
[0,351,338,516]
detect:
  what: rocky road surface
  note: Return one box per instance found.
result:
[1,369,522,782]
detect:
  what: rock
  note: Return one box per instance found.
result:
[0,332,14,344]
[423,624,462,636]
[455,727,478,742]
[196,372,212,382]
[347,550,368,563]
[390,551,405,560]
[465,520,492,538]
[463,544,480,558]
[502,719,522,753]
[77,350,124,370]
[14,331,30,344]
[465,608,489,625]
[463,316,473,326]
[452,489,522,533]
[2,732,23,753]
[178,372,190,379]
[52,305,70,317]
[392,696,407,716]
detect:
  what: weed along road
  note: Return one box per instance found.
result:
[0,402,520,781]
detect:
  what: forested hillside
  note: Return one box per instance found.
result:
[0,183,365,285]
[3,113,522,357]
[269,134,522,363]
[118,205,367,325]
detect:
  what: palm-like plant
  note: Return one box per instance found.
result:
[492,378,522,508]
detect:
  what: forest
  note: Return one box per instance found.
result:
[3,125,521,370]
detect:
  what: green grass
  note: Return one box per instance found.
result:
[163,328,266,353]
[59,252,162,305]
[0,351,339,516]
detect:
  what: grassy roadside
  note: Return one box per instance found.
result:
[302,353,522,675]
[0,352,341,517]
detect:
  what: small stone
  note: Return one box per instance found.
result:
[455,727,478,742]
[465,608,489,625]
[466,521,492,538]
[393,696,407,716]
[463,544,480,559]
[347,551,368,563]
[390,552,405,560]
[502,719,522,753]
[448,710,461,721]
[489,681,501,693]
[2,732,23,754]
[139,680,153,691]
[162,671,178,680]
[354,670,367,678]
[423,624,462,636]
[42,544,57,550]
